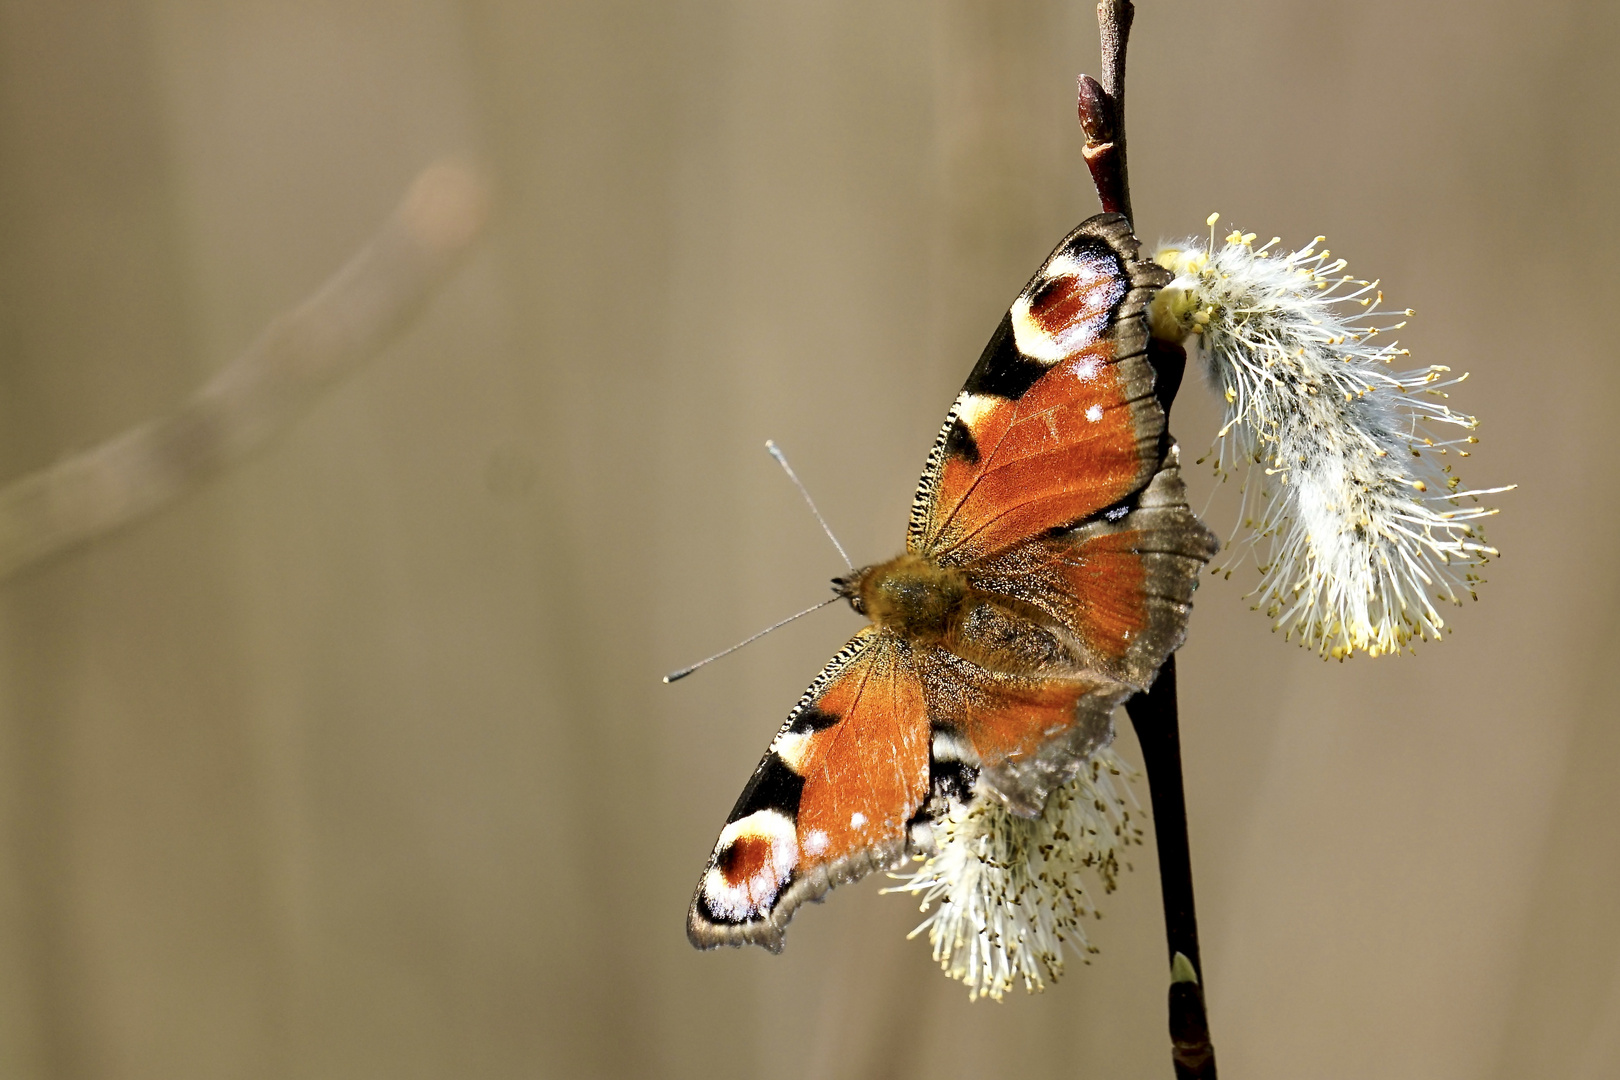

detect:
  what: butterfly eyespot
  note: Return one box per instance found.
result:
[717,835,772,887]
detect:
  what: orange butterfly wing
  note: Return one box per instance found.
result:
[942,449,1217,812]
[912,643,1123,816]
[907,213,1168,565]
[961,449,1217,689]
[687,630,932,952]
[890,213,1215,814]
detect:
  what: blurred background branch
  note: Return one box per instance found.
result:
[0,159,489,580]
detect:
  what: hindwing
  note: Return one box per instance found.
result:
[942,448,1217,812]
[962,447,1218,690]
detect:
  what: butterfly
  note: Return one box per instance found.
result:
[687,212,1217,952]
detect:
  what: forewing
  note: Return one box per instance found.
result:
[907,213,1170,565]
[688,630,931,952]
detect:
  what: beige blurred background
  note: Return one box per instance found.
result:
[0,1,1611,1078]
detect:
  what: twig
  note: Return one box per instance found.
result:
[1126,659,1217,1080]
[0,159,491,580]
[1079,2,1220,1075]
[1077,1,1135,222]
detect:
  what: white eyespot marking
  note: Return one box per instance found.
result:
[1086,403,1105,423]
[850,811,867,829]
[1010,296,1069,364]
[803,829,830,857]
[771,729,812,772]
[953,391,1002,431]
[1069,357,1101,381]
[1043,252,1096,282]
[931,730,981,766]
[702,810,799,921]
[1011,248,1126,362]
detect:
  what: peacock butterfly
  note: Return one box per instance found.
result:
[686,212,1216,952]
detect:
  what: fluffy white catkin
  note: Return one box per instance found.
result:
[885,749,1140,1001]
[1152,220,1510,659]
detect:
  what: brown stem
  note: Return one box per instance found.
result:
[1077,0,1135,222]
[1126,658,1218,1080]
[1077,76,1130,219]
[0,159,491,580]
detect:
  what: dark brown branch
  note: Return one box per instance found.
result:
[1127,658,1217,1080]
[1077,76,1129,219]
[0,159,491,580]
[1096,0,1133,117]
[1078,1,1135,222]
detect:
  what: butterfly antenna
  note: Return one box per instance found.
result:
[765,440,854,571]
[663,597,840,683]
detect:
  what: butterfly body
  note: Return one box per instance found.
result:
[835,554,967,643]
[688,213,1217,953]
[838,552,1092,680]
